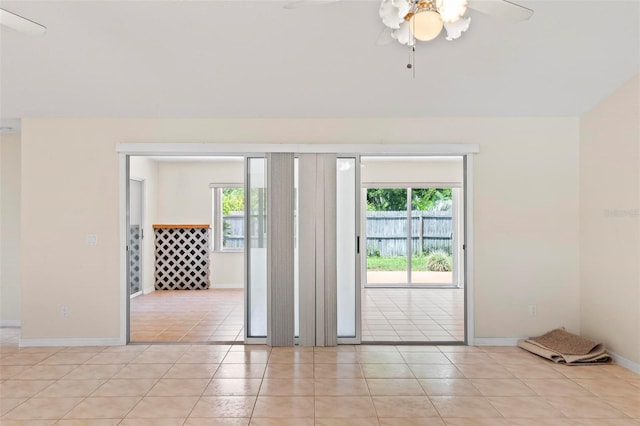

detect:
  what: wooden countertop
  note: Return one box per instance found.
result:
[152,224,211,229]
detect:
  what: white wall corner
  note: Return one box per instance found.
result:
[19,337,125,347]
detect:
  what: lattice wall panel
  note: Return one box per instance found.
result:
[153,226,211,290]
[129,225,141,294]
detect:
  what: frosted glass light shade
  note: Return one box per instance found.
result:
[436,0,468,23]
[409,10,443,41]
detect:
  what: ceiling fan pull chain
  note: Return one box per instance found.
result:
[407,44,416,78]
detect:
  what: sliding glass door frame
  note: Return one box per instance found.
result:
[117,144,477,346]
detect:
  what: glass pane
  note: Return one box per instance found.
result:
[365,188,409,286]
[221,188,245,250]
[247,158,267,337]
[337,158,356,337]
[410,188,453,285]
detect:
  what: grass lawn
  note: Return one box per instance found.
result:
[367,256,427,271]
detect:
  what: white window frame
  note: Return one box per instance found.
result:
[210,183,245,253]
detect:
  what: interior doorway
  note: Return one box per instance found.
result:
[127,155,246,343]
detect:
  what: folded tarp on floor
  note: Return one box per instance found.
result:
[518,328,612,365]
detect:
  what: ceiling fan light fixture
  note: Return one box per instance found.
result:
[436,0,467,23]
[443,16,470,40]
[409,8,443,41]
[392,20,416,46]
[391,0,411,19]
[377,0,532,57]
[380,0,405,29]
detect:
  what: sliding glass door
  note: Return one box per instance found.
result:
[364,186,457,287]
[243,154,463,345]
[337,157,359,342]
[365,188,410,286]
[246,157,267,340]
[410,188,455,286]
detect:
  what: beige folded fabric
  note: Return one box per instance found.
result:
[518,328,612,365]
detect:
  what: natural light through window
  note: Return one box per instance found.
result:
[211,186,245,252]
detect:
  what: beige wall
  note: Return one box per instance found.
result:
[156,160,244,288]
[361,158,463,185]
[579,74,640,364]
[1,133,21,325]
[472,120,580,338]
[20,117,580,341]
[129,156,158,294]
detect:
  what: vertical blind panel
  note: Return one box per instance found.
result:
[267,153,295,346]
[314,155,326,346]
[298,155,318,347]
[322,154,338,347]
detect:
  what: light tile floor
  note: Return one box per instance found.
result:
[130,289,244,343]
[362,288,464,342]
[130,288,464,343]
[1,327,639,424]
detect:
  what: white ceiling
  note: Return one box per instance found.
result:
[1,0,638,120]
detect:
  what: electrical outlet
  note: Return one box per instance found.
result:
[61,306,70,318]
[528,304,537,317]
[86,234,98,246]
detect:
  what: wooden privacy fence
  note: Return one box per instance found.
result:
[222,214,244,249]
[366,211,452,257]
[221,210,453,256]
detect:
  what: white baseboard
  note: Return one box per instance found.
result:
[0,320,21,327]
[212,283,243,289]
[472,337,525,346]
[20,337,124,347]
[610,351,640,374]
[143,287,155,295]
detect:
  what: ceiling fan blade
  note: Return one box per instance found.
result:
[468,0,534,22]
[0,8,46,36]
[375,27,393,46]
[283,0,342,10]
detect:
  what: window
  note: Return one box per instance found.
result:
[211,186,245,251]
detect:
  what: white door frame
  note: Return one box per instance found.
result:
[117,143,478,345]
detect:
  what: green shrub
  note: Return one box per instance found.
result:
[426,250,452,272]
[367,247,381,257]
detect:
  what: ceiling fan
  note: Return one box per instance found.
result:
[0,8,46,36]
[285,0,533,46]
